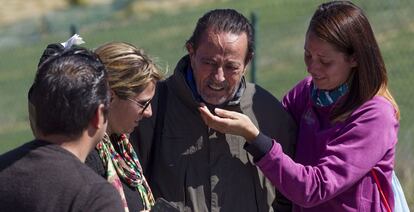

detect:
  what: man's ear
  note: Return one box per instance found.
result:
[109,90,115,103]
[91,104,106,129]
[243,53,254,74]
[186,43,195,58]
[245,52,254,66]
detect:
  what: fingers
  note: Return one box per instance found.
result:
[198,105,228,130]
[198,105,259,141]
[198,105,212,125]
[214,108,239,120]
[199,106,234,122]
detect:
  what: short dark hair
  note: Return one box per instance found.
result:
[186,9,254,59]
[29,45,109,138]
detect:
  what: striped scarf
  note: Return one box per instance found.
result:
[311,83,348,107]
[97,133,155,211]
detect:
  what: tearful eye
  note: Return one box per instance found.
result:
[226,66,239,71]
[320,60,331,66]
[202,60,215,66]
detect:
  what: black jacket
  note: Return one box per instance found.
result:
[131,55,297,212]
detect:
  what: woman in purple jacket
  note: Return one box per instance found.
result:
[199,1,400,211]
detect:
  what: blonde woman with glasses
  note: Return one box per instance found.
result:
[86,42,163,212]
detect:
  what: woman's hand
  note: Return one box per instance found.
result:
[198,105,260,143]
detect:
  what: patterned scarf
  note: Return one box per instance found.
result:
[97,133,155,211]
[311,83,349,107]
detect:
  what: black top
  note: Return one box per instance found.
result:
[0,140,123,212]
[86,146,144,212]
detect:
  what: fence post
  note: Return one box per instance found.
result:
[70,24,78,36]
[250,12,257,83]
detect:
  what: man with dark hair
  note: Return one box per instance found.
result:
[132,9,297,211]
[0,45,123,212]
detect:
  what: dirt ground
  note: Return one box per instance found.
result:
[0,0,110,26]
[0,0,210,26]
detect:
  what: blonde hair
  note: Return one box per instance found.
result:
[378,86,400,120]
[95,42,163,99]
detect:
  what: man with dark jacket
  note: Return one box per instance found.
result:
[131,9,297,212]
[0,44,123,212]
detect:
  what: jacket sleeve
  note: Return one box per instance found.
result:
[255,98,398,207]
[248,84,297,212]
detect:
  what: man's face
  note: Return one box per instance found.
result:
[187,29,249,105]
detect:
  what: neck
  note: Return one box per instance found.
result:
[37,133,94,162]
[106,127,113,136]
[311,81,349,107]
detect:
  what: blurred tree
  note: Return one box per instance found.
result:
[68,0,87,6]
[113,0,135,11]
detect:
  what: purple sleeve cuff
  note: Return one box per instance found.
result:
[243,132,273,162]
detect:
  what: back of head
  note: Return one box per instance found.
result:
[94,42,163,99]
[30,45,109,138]
[186,9,254,59]
[308,1,398,121]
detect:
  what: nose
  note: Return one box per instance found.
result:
[305,59,319,73]
[306,64,312,73]
[141,104,152,118]
[213,67,225,82]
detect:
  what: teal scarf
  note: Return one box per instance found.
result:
[311,83,348,107]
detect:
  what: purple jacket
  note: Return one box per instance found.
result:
[250,77,398,211]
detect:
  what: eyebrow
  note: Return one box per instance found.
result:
[137,98,152,104]
[304,48,331,59]
[127,97,152,108]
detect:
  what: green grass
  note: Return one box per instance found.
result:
[0,0,413,209]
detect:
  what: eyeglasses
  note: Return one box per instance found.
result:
[127,97,152,115]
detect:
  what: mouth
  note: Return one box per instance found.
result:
[311,75,324,80]
[208,84,225,91]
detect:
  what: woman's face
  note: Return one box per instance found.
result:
[304,32,357,90]
[107,81,156,135]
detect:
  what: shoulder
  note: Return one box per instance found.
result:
[77,180,124,211]
[243,82,297,142]
[72,160,109,184]
[53,154,121,208]
[243,82,288,117]
[0,141,35,167]
[351,96,398,124]
[281,77,312,121]
[341,96,399,142]
[284,76,312,101]
[85,148,106,177]
[53,153,122,207]
[35,146,108,185]
[244,82,280,104]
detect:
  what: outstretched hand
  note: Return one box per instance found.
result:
[198,104,260,143]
